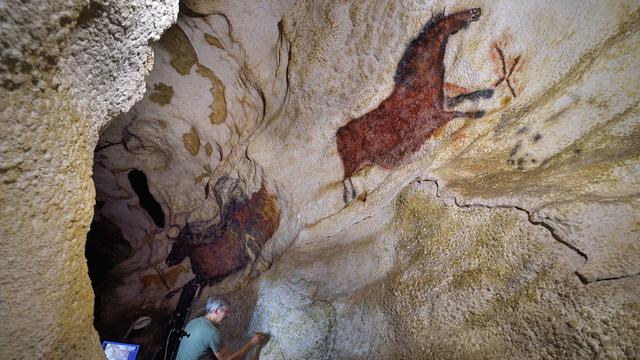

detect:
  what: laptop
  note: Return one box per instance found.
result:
[102,341,140,360]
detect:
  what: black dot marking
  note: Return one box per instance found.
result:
[510,143,521,157]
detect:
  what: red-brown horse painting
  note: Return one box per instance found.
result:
[336,8,492,202]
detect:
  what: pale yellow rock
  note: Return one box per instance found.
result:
[5,0,639,359]
[0,1,178,359]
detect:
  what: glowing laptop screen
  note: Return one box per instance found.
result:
[102,341,140,360]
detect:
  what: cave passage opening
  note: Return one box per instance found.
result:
[82,5,286,357]
[86,168,166,292]
[85,162,170,357]
[82,7,230,356]
[128,169,166,228]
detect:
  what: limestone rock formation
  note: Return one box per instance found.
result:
[0,1,178,359]
[3,0,640,359]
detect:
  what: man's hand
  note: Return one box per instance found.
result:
[216,332,268,360]
[249,332,266,346]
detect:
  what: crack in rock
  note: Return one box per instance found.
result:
[420,178,612,283]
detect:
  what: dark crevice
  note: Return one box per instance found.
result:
[76,1,105,28]
[85,216,132,325]
[178,2,208,18]
[128,169,166,228]
[576,271,640,284]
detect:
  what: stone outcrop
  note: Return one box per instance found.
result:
[0,1,177,359]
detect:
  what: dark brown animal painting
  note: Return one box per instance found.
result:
[160,179,280,359]
[336,8,491,201]
[166,179,280,281]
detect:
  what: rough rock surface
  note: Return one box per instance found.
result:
[91,0,640,358]
[3,0,640,359]
[0,1,178,359]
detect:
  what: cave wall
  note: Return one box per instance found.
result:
[93,0,639,358]
[2,0,640,359]
[0,1,178,359]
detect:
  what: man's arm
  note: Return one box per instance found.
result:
[214,333,264,360]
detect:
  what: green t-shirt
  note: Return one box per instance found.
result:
[176,317,223,360]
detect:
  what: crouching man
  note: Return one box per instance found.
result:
[176,296,265,360]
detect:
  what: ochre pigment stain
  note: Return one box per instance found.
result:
[167,184,280,280]
[149,82,174,105]
[182,126,200,156]
[336,8,488,201]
